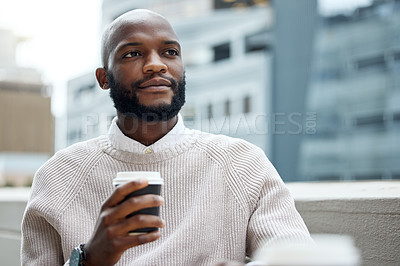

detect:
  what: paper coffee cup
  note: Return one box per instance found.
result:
[113,171,163,235]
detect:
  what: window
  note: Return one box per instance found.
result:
[354,114,385,127]
[355,54,386,71]
[394,51,400,62]
[243,96,251,114]
[207,103,213,120]
[74,83,95,100]
[214,0,269,10]
[224,99,231,117]
[245,31,271,53]
[354,173,382,180]
[213,42,230,62]
[394,113,400,122]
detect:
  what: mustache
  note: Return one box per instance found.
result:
[130,74,178,91]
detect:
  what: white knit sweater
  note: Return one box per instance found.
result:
[21,117,310,265]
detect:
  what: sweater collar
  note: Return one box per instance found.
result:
[107,113,191,154]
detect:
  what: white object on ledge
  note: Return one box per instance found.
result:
[252,234,361,266]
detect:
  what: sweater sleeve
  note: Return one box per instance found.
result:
[21,204,66,265]
[245,161,312,256]
[227,141,312,257]
[20,142,90,266]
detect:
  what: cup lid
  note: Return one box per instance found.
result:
[114,171,163,185]
[254,234,360,266]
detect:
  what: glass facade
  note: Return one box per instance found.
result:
[299,0,400,181]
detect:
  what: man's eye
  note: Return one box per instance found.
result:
[165,49,179,56]
[124,51,140,58]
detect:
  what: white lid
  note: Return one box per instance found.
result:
[113,171,163,185]
[255,234,360,266]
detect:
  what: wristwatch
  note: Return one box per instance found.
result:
[69,244,86,266]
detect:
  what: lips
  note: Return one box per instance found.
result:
[139,78,172,89]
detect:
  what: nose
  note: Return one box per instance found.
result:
[143,52,167,74]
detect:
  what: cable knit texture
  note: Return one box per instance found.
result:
[21,120,310,265]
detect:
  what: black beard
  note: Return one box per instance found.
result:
[107,72,186,122]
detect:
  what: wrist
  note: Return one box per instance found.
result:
[69,244,86,266]
[82,244,95,266]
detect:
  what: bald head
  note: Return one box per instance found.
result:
[101,9,178,69]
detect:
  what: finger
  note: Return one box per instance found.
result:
[112,194,164,220]
[122,230,162,248]
[103,179,149,208]
[115,214,165,236]
[89,230,161,259]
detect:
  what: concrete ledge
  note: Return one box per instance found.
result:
[0,187,30,266]
[287,181,400,200]
[287,181,400,266]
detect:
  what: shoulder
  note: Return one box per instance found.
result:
[193,131,274,188]
[39,136,106,174]
[194,132,279,211]
[194,131,267,165]
[31,136,107,197]
[25,136,108,219]
[197,131,280,179]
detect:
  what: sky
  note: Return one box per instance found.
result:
[0,0,373,117]
[0,0,102,116]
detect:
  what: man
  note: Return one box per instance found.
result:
[21,9,311,265]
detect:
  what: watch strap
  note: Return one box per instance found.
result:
[69,243,86,266]
[78,244,86,265]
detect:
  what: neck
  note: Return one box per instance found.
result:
[116,112,178,146]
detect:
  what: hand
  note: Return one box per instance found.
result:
[84,179,165,266]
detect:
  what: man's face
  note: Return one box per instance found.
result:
[107,71,185,122]
[105,15,185,121]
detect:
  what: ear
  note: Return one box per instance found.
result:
[96,67,109,90]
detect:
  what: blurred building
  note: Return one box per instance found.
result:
[100,0,269,27]
[65,0,273,152]
[0,29,53,186]
[300,0,400,181]
[66,73,114,146]
[65,0,400,182]
[270,0,318,182]
[175,7,273,153]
